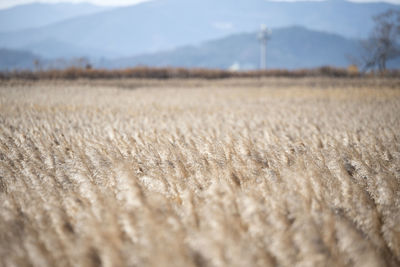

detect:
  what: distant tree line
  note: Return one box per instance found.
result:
[1,66,399,80]
[32,57,92,72]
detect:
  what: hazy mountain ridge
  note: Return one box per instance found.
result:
[103,26,363,70]
[0,48,41,70]
[0,3,110,33]
[0,0,398,60]
[21,38,118,59]
[3,26,387,71]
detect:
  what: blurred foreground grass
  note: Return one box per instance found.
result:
[1,78,399,267]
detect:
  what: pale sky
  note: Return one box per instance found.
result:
[0,0,149,9]
[0,0,399,9]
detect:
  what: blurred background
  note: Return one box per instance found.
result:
[0,0,399,72]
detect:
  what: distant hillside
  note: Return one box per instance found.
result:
[0,3,109,32]
[2,26,399,71]
[104,26,363,70]
[22,39,117,59]
[0,49,41,70]
[0,0,398,59]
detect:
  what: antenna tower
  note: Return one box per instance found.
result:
[258,25,271,70]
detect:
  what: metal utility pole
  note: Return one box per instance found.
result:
[258,25,271,70]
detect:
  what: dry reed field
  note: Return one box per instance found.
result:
[1,78,400,267]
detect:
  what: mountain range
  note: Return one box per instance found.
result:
[0,48,39,70]
[0,0,399,70]
[0,3,109,33]
[104,26,362,70]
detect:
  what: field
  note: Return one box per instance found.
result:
[1,77,400,267]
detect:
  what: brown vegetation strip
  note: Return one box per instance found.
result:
[1,66,400,80]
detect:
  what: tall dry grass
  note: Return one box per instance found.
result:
[0,78,400,267]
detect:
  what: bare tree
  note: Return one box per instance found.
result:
[359,9,400,72]
[72,57,91,69]
[33,59,42,71]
